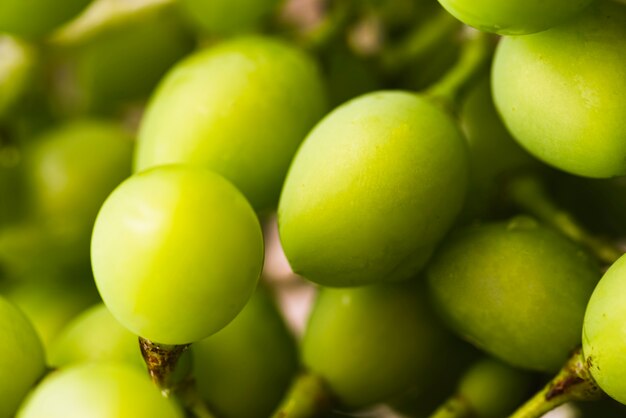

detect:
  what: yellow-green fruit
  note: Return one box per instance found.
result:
[302,282,448,409]
[17,363,184,418]
[193,286,297,418]
[583,254,626,404]
[492,0,626,178]
[428,217,600,372]
[279,91,468,287]
[135,36,327,211]
[91,166,264,344]
[0,296,46,418]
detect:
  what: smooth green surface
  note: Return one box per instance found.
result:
[492,0,626,178]
[5,120,134,275]
[135,36,327,211]
[302,282,447,409]
[0,296,46,418]
[583,254,626,404]
[0,0,92,38]
[0,35,36,117]
[91,166,264,344]
[4,277,100,352]
[193,286,298,418]
[438,0,592,35]
[49,303,144,369]
[279,91,468,287]
[25,119,133,226]
[52,9,194,113]
[179,0,280,35]
[427,217,600,372]
[457,358,531,418]
[17,363,184,418]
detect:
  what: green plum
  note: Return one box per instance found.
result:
[492,0,626,178]
[437,0,593,35]
[0,120,133,279]
[178,0,281,35]
[0,0,92,39]
[4,277,100,351]
[50,6,194,114]
[583,254,626,404]
[301,281,448,409]
[427,217,600,372]
[445,358,532,418]
[0,35,36,118]
[23,119,133,231]
[16,363,184,418]
[91,165,264,344]
[279,91,468,287]
[134,36,327,211]
[49,303,144,369]
[0,296,46,418]
[192,285,298,418]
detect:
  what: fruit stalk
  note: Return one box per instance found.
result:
[425,29,492,113]
[429,396,473,418]
[380,8,460,73]
[507,174,622,265]
[271,373,334,418]
[138,337,189,397]
[508,348,603,418]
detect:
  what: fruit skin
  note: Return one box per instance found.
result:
[16,363,184,418]
[0,296,46,418]
[0,35,36,118]
[192,286,298,418]
[456,358,531,418]
[178,0,280,35]
[24,119,133,233]
[0,0,91,39]
[50,10,194,114]
[134,36,327,212]
[301,281,448,409]
[48,303,145,369]
[427,217,600,372]
[492,0,626,178]
[583,254,626,405]
[437,0,593,35]
[0,119,133,279]
[91,165,264,345]
[279,91,468,287]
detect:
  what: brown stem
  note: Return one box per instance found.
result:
[508,348,604,418]
[138,337,190,397]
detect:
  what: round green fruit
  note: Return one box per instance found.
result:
[0,296,46,418]
[492,0,626,178]
[49,303,144,369]
[583,254,626,404]
[91,165,264,344]
[302,281,448,409]
[427,217,600,372]
[279,91,468,286]
[437,0,593,35]
[178,0,280,35]
[135,36,327,211]
[0,0,91,38]
[17,363,183,418]
[193,286,298,418]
